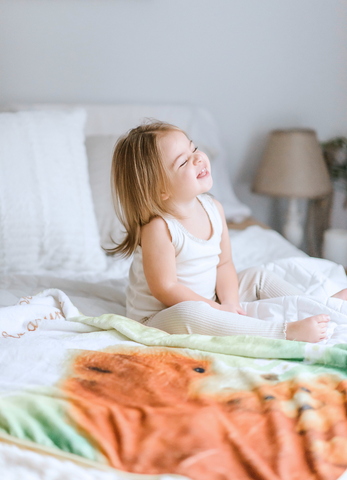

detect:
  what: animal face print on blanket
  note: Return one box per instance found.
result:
[62,347,347,480]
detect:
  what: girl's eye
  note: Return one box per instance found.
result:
[179,147,198,168]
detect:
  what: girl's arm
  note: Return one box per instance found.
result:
[213,199,246,315]
[141,216,223,309]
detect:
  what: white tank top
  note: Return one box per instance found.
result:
[126,194,223,322]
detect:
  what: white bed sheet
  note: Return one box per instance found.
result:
[0,227,305,317]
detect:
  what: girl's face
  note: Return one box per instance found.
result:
[158,129,213,203]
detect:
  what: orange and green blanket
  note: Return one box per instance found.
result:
[1,289,347,480]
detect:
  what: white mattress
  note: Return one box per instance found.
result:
[0,227,305,317]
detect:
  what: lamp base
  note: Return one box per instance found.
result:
[282,198,304,247]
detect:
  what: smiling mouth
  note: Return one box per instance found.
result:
[197,167,209,179]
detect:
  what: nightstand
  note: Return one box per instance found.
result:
[227,216,270,230]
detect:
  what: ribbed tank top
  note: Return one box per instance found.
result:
[126,194,224,322]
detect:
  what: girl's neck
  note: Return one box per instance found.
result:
[168,194,213,241]
[169,196,201,220]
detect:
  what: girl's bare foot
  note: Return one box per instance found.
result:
[286,314,330,342]
[331,288,347,301]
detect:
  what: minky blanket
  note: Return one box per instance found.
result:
[1,257,347,480]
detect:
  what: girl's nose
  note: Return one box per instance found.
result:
[193,153,202,164]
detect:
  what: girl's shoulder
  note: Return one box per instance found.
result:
[141,216,173,244]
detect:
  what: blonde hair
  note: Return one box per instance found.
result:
[107,120,187,258]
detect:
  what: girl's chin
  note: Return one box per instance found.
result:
[202,176,213,189]
[200,186,213,196]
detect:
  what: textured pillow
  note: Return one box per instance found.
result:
[0,109,107,273]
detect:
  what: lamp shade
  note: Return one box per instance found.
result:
[252,129,332,198]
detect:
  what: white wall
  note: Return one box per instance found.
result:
[1,0,347,227]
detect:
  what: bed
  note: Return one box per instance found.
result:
[1,104,347,480]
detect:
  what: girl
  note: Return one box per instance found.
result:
[109,120,340,343]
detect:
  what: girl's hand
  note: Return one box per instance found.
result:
[218,302,247,316]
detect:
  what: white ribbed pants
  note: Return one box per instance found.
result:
[144,267,302,339]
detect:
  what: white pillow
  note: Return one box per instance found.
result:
[85,134,251,250]
[86,135,125,250]
[0,109,107,273]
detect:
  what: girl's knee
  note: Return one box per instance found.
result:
[172,301,212,334]
[148,301,210,334]
[175,301,211,315]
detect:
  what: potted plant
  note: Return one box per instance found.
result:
[305,137,347,258]
[321,137,347,205]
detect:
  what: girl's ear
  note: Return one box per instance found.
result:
[161,192,169,201]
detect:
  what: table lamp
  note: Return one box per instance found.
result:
[252,128,332,247]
